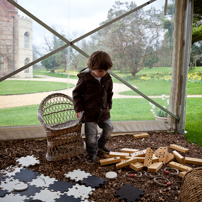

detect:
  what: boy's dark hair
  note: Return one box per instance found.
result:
[87,51,113,71]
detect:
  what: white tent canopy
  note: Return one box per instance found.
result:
[0,0,193,140]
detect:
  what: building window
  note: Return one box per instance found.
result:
[24,58,30,73]
[24,32,29,49]
[0,56,4,71]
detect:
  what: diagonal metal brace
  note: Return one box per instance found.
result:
[109,70,179,120]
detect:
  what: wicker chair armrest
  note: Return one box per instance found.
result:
[37,110,45,126]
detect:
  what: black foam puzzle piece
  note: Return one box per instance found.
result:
[0,189,10,197]
[55,195,82,202]
[48,180,74,192]
[82,175,107,188]
[13,168,38,182]
[114,183,144,202]
[24,198,43,202]
[0,173,7,182]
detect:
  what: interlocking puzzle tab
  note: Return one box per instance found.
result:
[170,144,189,153]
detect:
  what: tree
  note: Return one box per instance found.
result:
[190,42,202,68]
[144,46,159,68]
[96,1,162,76]
[192,0,202,44]
[35,27,71,73]
[41,54,59,72]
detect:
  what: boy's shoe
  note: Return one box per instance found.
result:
[98,145,110,154]
[85,155,96,164]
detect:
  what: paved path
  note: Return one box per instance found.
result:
[0,75,201,109]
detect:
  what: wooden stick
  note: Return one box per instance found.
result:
[125,156,145,162]
[130,162,144,171]
[152,154,159,162]
[157,147,168,164]
[100,157,121,166]
[131,149,146,157]
[116,157,137,169]
[170,144,189,153]
[179,171,187,178]
[144,147,153,167]
[165,152,175,163]
[133,133,149,139]
[167,161,192,172]
[148,162,163,172]
[185,157,202,165]
[120,148,139,153]
[173,150,185,164]
[109,151,130,159]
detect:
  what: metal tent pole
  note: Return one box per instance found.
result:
[2,0,156,81]
[178,0,193,133]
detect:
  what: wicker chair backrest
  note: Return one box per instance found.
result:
[37,93,79,129]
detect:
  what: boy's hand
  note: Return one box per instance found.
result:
[76,111,84,118]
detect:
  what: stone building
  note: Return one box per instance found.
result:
[0,0,33,78]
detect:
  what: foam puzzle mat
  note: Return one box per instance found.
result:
[0,156,108,202]
[1,155,145,201]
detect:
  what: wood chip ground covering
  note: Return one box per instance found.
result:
[0,132,202,202]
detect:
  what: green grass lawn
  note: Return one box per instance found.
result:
[118,80,202,96]
[0,80,74,95]
[185,98,202,146]
[33,68,78,79]
[119,80,171,96]
[0,67,201,146]
[0,98,201,146]
[0,105,41,126]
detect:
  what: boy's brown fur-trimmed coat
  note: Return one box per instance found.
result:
[72,70,113,123]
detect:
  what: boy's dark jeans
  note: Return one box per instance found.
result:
[84,119,114,158]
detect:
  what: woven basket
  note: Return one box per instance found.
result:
[179,167,202,202]
[37,93,84,161]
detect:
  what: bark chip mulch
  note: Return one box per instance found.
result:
[0,132,201,201]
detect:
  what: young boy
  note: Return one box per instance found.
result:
[72,51,114,164]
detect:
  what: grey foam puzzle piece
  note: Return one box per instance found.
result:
[55,195,82,202]
[0,173,7,182]
[48,180,74,192]
[24,198,43,202]
[0,189,10,197]
[13,168,38,182]
[82,175,107,188]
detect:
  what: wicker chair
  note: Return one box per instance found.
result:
[37,93,84,161]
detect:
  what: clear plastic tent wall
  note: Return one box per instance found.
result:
[0,0,192,140]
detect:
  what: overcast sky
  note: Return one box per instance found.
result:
[17,0,166,45]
